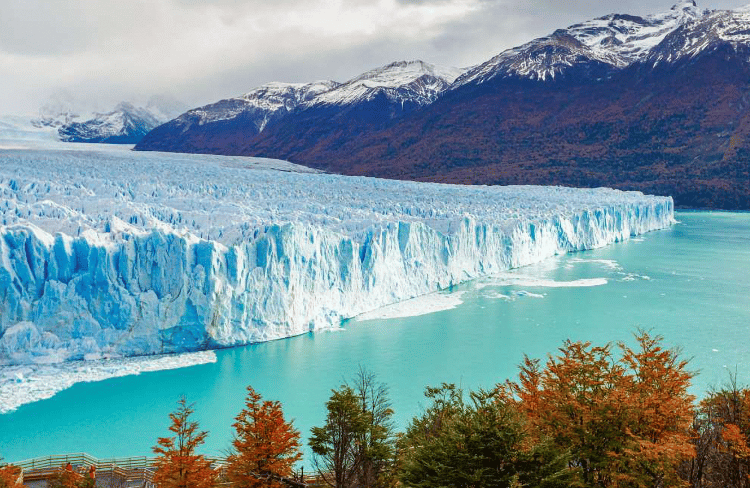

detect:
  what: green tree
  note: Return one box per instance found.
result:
[310,368,396,488]
[152,397,217,488]
[399,384,572,488]
[310,385,371,488]
[227,385,302,488]
[348,366,396,488]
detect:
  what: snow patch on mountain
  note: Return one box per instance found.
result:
[310,60,464,107]
[455,0,705,85]
[191,81,339,130]
[646,6,750,65]
[157,61,463,139]
[0,141,673,366]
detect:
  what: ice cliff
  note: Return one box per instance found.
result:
[0,144,674,365]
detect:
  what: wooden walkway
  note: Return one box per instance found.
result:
[8,453,310,488]
[11,453,223,488]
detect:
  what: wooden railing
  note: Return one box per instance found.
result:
[7,453,310,487]
[10,453,226,486]
[12,453,227,471]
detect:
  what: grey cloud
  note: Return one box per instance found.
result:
[2,0,750,114]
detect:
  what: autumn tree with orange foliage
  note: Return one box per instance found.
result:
[685,375,750,487]
[226,386,302,488]
[46,463,95,488]
[153,397,217,488]
[617,331,695,487]
[0,459,23,488]
[502,330,695,487]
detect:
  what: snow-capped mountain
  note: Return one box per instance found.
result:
[135,60,462,153]
[454,0,704,85]
[57,102,161,144]
[311,60,463,107]
[645,5,750,65]
[35,97,188,144]
[162,80,338,138]
[134,1,750,209]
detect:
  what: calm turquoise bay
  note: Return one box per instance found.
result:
[1,211,749,463]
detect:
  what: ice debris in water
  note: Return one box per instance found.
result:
[0,350,216,413]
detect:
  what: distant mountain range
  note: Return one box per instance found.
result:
[135,60,462,154]
[35,96,187,144]
[135,1,750,209]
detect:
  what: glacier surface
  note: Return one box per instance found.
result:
[0,141,673,366]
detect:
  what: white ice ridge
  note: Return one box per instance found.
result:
[0,143,674,365]
[0,350,216,413]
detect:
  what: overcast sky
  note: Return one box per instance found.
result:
[1,0,748,115]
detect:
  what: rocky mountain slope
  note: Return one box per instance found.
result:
[136,1,750,209]
[136,61,462,154]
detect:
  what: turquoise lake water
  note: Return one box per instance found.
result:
[1,211,749,463]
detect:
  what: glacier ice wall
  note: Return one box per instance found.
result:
[0,144,674,365]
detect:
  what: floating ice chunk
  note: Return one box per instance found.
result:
[515,291,546,298]
[567,258,622,270]
[0,350,216,413]
[356,291,465,321]
[482,290,513,300]
[478,274,608,288]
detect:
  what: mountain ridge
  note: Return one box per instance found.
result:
[135,1,750,209]
[35,97,188,144]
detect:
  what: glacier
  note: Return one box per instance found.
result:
[0,139,674,367]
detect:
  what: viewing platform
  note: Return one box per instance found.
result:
[7,453,310,488]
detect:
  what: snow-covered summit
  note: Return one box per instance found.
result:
[565,0,704,65]
[645,6,750,64]
[144,61,463,142]
[196,60,462,119]
[34,98,187,144]
[310,60,464,107]
[455,32,617,84]
[57,102,161,143]
[165,80,338,134]
[455,0,706,85]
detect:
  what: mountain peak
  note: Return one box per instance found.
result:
[672,0,698,11]
[350,60,463,85]
[455,0,708,86]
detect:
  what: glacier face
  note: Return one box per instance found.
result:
[0,143,673,365]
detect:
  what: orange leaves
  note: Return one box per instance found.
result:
[691,379,750,486]
[0,464,23,488]
[152,397,217,488]
[721,424,750,459]
[226,385,302,488]
[503,330,695,487]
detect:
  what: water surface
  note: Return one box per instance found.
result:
[2,211,749,463]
